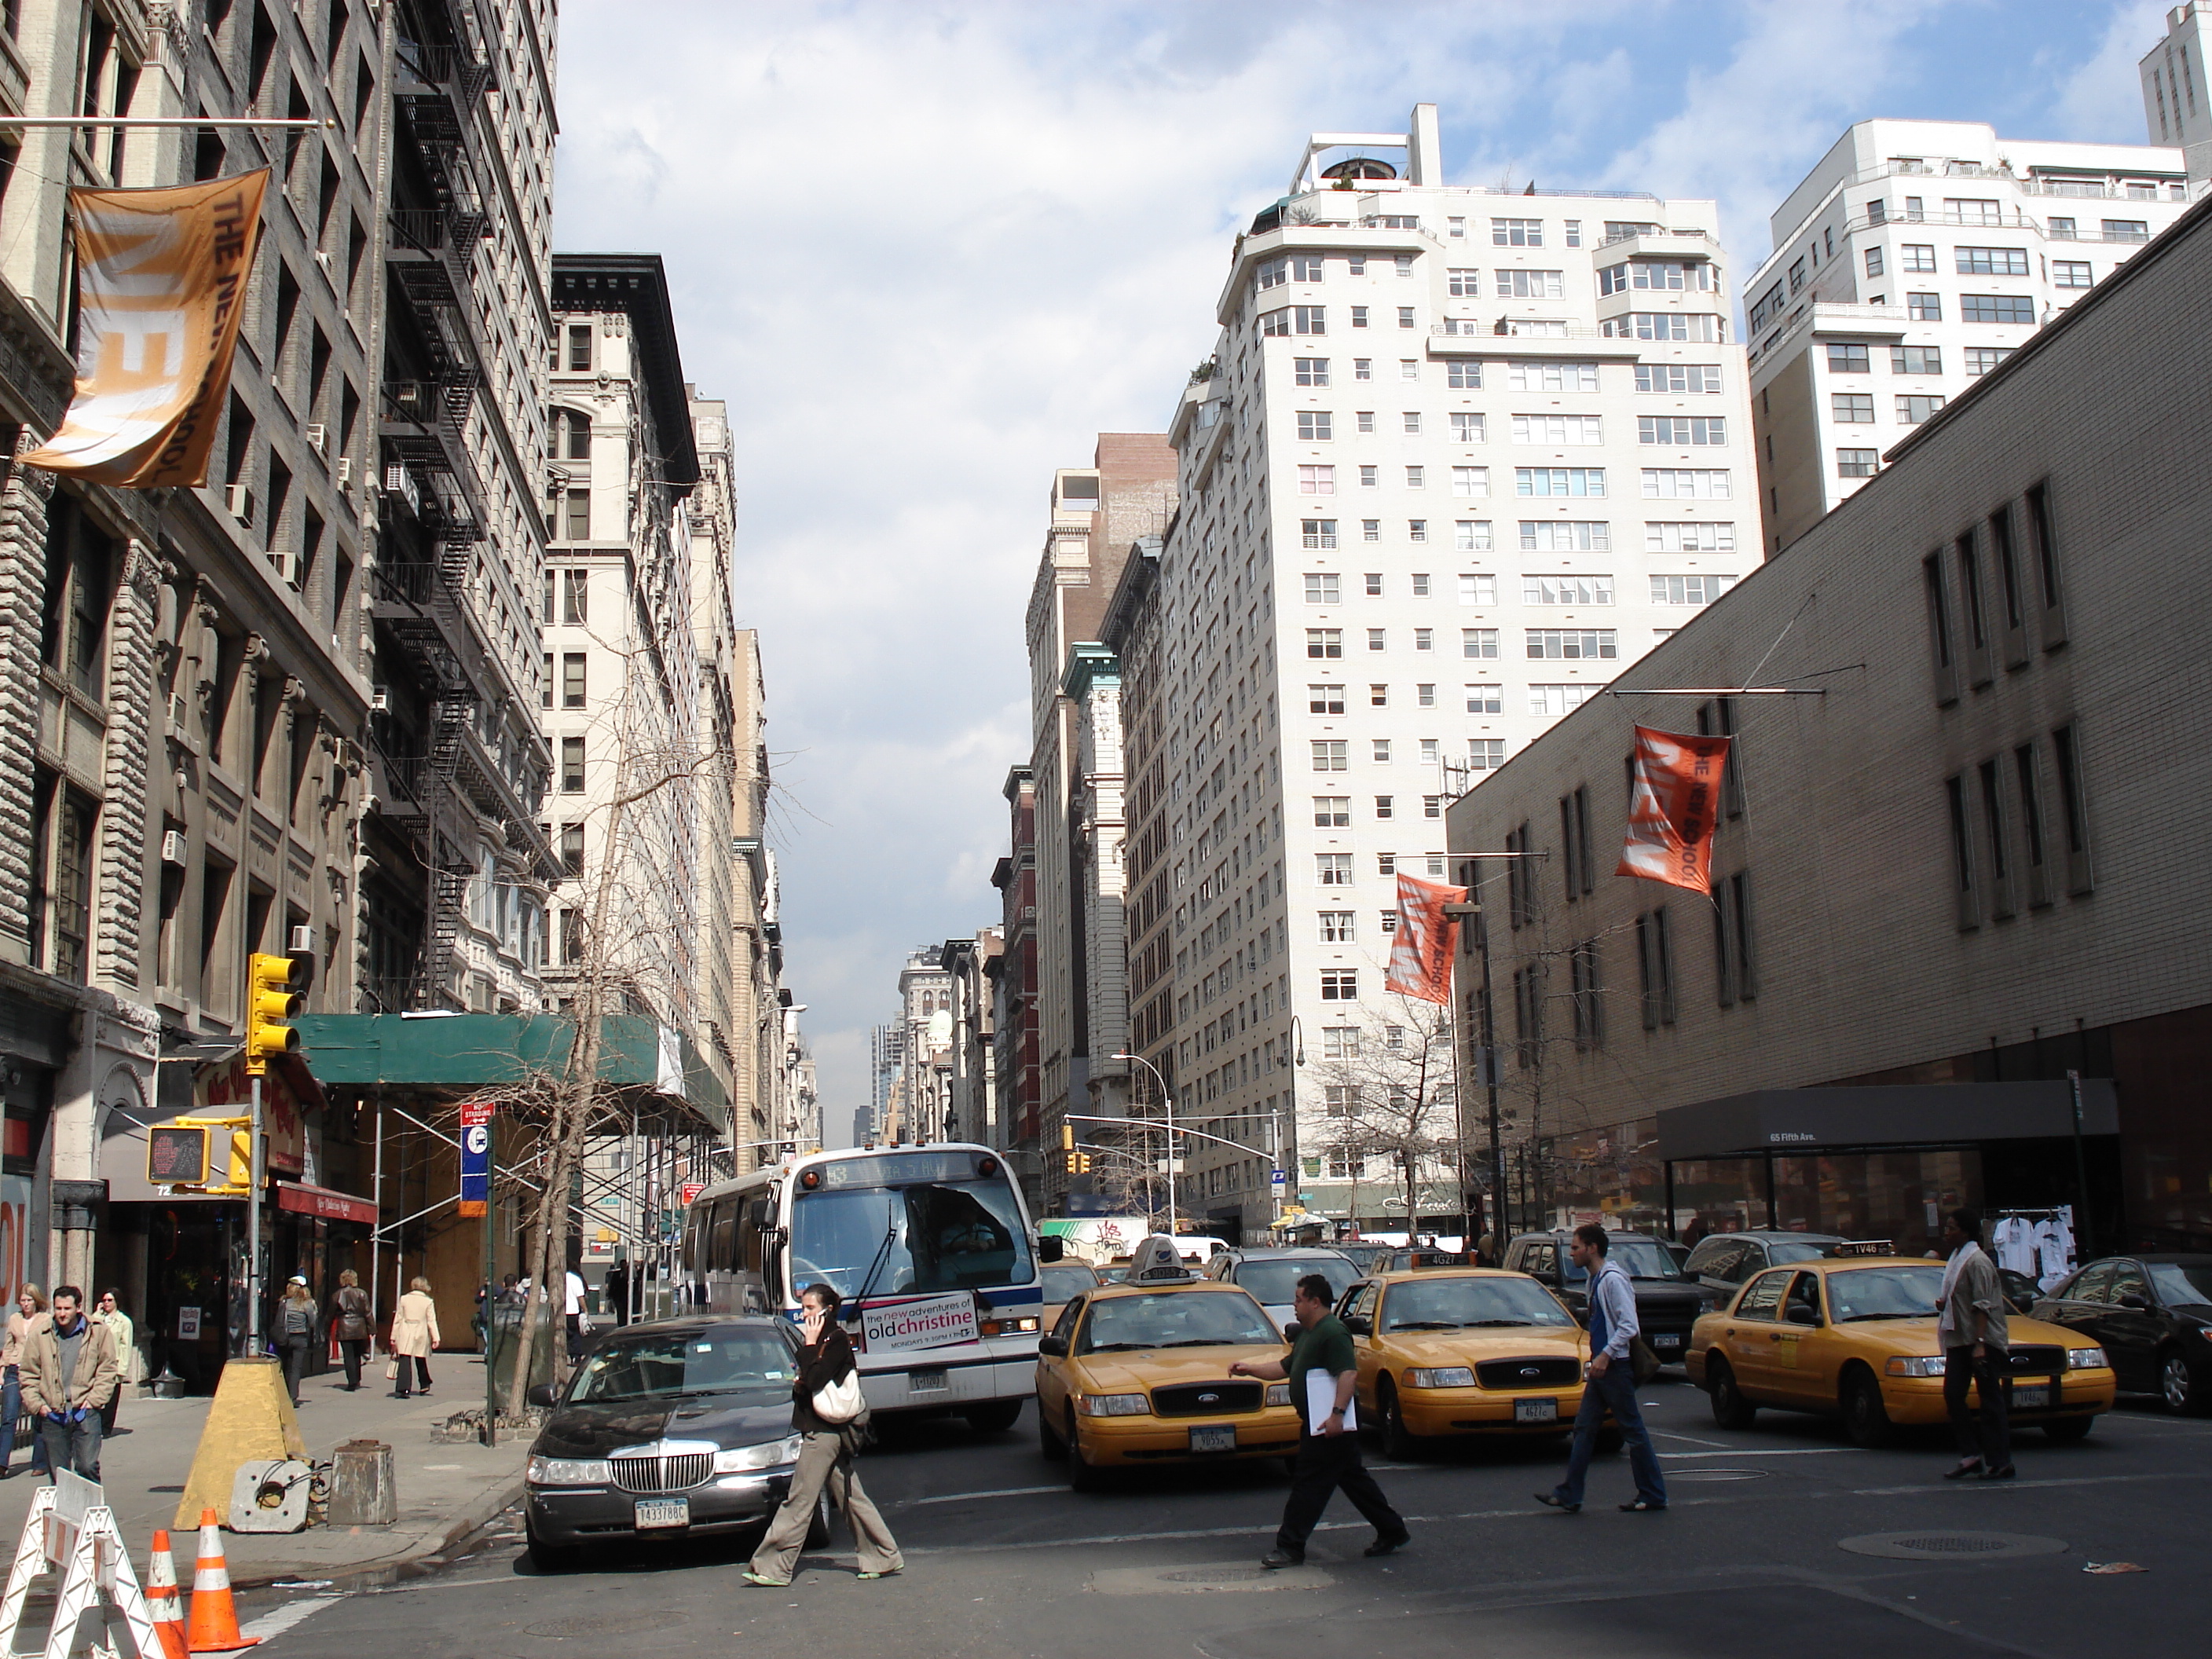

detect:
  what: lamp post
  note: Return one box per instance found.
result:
[1444,849,1546,1254]
[1111,1051,1176,1237]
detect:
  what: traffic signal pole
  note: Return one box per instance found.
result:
[247,1071,263,1350]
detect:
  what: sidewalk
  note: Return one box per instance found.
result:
[0,1357,529,1588]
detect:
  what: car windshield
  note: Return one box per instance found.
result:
[1767,1240,1837,1265]
[567,1326,795,1404]
[1076,1291,1280,1353]
[2146,1262,2212,1306]
[1236,1258,1359,1306]
[1041,1264,1101,1301]
[1826,1266,1945,1321]
[1381,1276,1577,1331]
[790,1177,1035,1298]
[1558,1237,1681,1283]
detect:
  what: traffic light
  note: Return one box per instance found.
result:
[146,1116,253,1194]
[1072,1151,1091,1174]
[246,950,311,1075]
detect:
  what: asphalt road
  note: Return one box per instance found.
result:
[233,1382,2210,1659]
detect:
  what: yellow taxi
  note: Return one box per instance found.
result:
[1035,1240,1300,1489]
[1341,1269,1593,1457]
[1684,1251,2116,1447]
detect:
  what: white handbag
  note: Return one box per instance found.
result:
[811,1369,864,1424]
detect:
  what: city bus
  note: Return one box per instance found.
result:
[680,1143,1042,1431]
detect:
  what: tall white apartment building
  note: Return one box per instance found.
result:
[2144,3,2212,181]
[1746,119,2191,551]
[1128,105,1755,1240]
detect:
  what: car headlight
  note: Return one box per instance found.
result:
[1264,1382,1291,1407]
[526,1456,611,1485]
[715,1434,805,1473]
[1407,1367,1476,1389]
[1075,1393,1150,1416]
[1884,1355,1947,1378]
[2066,1346,2109,1370]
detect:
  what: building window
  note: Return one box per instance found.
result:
[1369,684,1389,707]
[1447,268,1479,296]
[1364,572,1383,596]
[1304,571,1340,602]
[1447,361,1481,388]
[1291,255,1324,281]
[1313,796,1350,827]
[1639,468,1730,498]
[1316,853,1353,886]
[1411,573,1431,596]
[541,653,553,709]
[1450,467,1490,500]
[2100,218,2148,241]
[1862,246,1884,278]
[1318,911,1355,943]
[1311,740,1348,771]
[1528,683,1602,716]
[1895,394,1946,424]
[1307,684,1346,714]
[561,568,588,624]
[1646,522,1735,554]
[1449,412,1484,443]
[1415,683,1437,708]
[1372,738,1392,762]
[1422,795,1445,819]
[1509,361,1599,392]
[1511,414,1604,445]
[1494,268,1565,298]
[1350,306,1368,328]
[1359,463,1379,484]
[1397,309,1416,330]
[1517,467,1605,497]
[1408,522,1429,545]
[1892,345,1942,375]
[1955,246,2029,276]
[1650,573,1737,606]
[1353,358,1373,380]
[1945,774,1977,928]
[1295,357,1330,385]
[560,736,585,793]
[1320,971,1358,1002]
[1462,628,1499,658]
[1455,524,1494,555]
[1825,342,1870,372]
[2052,723,2093,893]
[1301,520,1339,551]
[1367,628,1386,651]
[561,652,586,708]
[1322,1026,1360,1060]
[1906,292,1941,320]
[1297,410,1333,441]
[1567,938,1603,1047]
[1633,363,1723,395]
[1298,464,1335,495]
[559,822,584,877]
[1306,628,1342,658]
[1469,739,1505,770]
[1522,570,1613,602]
[566,324,591,370]
[1965,346,2015,376]
[1636,415,1727,446]
[1831,392,1875,423]
[1374,794,1394,819]
[1896,244,1935,273]
[1492,218,1542,246]
[1635,906,1675,1027]
[1602,313,1724,342]
[1526,629,1616,660]
[1836,449,1879,478]
[1377,853,1397,875]
[1962,294,2035,324]
[1362,518,1382,540]
[1412,627,1434,650]
[1405,466,1426,488]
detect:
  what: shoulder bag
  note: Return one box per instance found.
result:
[811,1368,864,1424]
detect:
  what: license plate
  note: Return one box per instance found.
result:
[1515,1397,1558,1423]
[1188,1424,1236,1453]
[907,1369,949,1394]
[2010,1382,2050,1410]
[1652,1334,1682,1350]
[634,1498,689,1530]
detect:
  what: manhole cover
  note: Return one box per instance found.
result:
[1668,1468,1770,1482]
[523,1612,690,1639]
[1839,1531,2067,1562]
[1163,1566,1269,1584]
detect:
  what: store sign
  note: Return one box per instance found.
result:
[679,1181,705,1204]
[860,1291,979,1353]
[275,1181,378,1227]
[459,1101,493,1218]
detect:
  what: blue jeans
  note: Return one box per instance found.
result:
[1554,1361,1667,1507]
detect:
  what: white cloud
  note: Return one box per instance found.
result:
[2051,2,2167,142]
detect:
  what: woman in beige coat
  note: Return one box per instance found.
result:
[390,1276,440,1399]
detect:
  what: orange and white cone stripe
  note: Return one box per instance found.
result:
[185,1509,258,1653]
[146,1528,191,1659]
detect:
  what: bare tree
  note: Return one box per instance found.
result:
[1311,995,1459,1232]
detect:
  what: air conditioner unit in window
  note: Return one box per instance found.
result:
[305,423,328,455]
[225,483,252,524]
[271,548,300,588]
[288,925,316,954]
[314,250,333,276]
[160,830,189,866]
[167,692,189,730]
[335,456,353,487]
[371,684,390,711]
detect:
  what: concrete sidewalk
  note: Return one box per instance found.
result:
[0,1357,529,1588]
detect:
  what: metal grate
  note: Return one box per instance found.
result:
[609,1452,712,1494]
[1898,1536,2009,1554]
[1476,1356,1582,1390]
[1839,1531,2067,1562]
[1152,1381,1262,1417]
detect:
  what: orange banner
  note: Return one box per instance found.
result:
[1617,725,1732,893]
[20,170,268,487]
[1386,873,1468,1003]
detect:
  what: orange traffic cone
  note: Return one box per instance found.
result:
[147,1529,191,1659]
[185,1510,258,1653]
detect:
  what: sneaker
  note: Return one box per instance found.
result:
[855,1566,903,1580]
[741,1572,789,1588]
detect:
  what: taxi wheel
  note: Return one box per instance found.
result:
[1842,1369,1894,1448]
[1378,1379,1420,1461]
[1707,1357,1756,1430]
[1039,1403,1068,1462]
[2042,1415,2093,1443]
[1066,1410,1107,1492]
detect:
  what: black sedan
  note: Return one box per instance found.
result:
[523,1316,829,1567]
[2031,1254,2212,1415]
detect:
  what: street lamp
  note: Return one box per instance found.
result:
[1111,1051,1176,1238]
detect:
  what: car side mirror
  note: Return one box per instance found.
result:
[1341,1317,1370,1337]
[1281,1321,1303,1343]
[2117,1294,2149,1310]
[526,1383,559,1409]
[1038,1333,1068,1357]
[1038,1236,1064,1263]
[1785,1305,1818,1327]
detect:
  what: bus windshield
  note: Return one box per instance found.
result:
[792,1177,1035,1299]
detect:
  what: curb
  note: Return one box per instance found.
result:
[228,1473,526,1591]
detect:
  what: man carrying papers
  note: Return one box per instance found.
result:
[1232,1273,1409,1569]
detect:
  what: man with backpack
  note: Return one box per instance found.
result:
[1536,1224,1668,1514]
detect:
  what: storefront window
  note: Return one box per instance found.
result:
[1670,1148,1979,1258]
[1546,1118,1663,1232]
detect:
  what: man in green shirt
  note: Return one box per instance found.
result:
[1231,1273,1408,1569]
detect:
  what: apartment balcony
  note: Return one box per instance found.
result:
[1426,321,1643,361]
[1594,230,1720,262]
[394,37,492,150]
[2018,178,2187,202]
[379,383,488,538]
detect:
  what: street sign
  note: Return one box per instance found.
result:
[679,1181,705,1204]
[1270,1169,1287,1187]
[459,1101,493,1218]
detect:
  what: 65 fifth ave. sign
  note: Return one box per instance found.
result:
[861,1291,979,1353]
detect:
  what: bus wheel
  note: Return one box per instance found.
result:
[965,1399,1024,1436]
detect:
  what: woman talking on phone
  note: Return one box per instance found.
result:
[742,1284,903,1588]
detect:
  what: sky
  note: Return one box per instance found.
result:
[548,0,2170,1137]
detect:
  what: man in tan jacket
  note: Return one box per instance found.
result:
[18,1286,119,1481]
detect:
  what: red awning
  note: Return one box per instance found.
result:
[275,1180,378,1226]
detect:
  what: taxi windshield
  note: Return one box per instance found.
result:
[1077,1291,1280,1353]
[1382,1276,1577,1331]
[567,1326,795,1404]
[1236,1258,1359,1306]
[1558,1238,1680,1283]
[1827,1265,1946,1321]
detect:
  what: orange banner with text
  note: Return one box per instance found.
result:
[1617,725,1732,894]
[1385,872,1468,1003]
[20,170,268,487]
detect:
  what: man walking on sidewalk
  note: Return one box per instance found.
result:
[1231,1273,1408,1569]
[19,1286,119,1481]
[1536,1225,1668,1514]
[1936,1207,2013,1481]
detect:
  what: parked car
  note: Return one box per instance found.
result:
[1040,1260,1104,1335]
[1202,1247,1361,1331]
[1503,1231,1705,1364]
[1681,1231,1851,1306]
[1374,1248,1469,1273]
[1331,1241,1397,1275]
[2031,1254,2212,1415]
[522,1316,824,1569]
[1686,1254,2113,1446]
